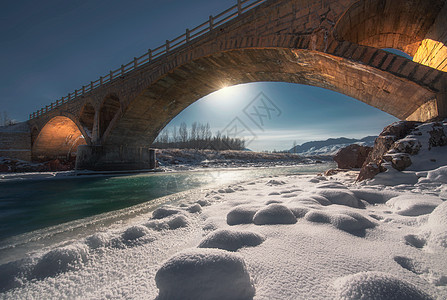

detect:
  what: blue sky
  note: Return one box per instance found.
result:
[0,0,398,151]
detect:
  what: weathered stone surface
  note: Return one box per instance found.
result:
[334,144,372,169]
[383,153,412,171]
[429,122,447,149]
[324,168,350,176]
[357,121,420,181]
[18,0,447,170]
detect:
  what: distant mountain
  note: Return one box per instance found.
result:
[289,136,377,156]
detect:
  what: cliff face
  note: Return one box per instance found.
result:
[357,121,447,181]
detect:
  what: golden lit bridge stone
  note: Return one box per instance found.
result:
[25,0,447,170]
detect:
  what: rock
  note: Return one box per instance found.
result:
[334,144,372,169]
[357,163,382,181]
[383,153,412,171]
[429,122,447,149]
[357,121,420,181]
[324,168,349,176]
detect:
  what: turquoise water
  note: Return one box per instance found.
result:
[0,164,333,241]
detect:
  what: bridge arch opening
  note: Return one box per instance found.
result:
[153,82,399,152]
[32,116,87,162]
[99,95,121,140]
[79,101,95,139]
[104,47,442,147]
[335,0,446,60]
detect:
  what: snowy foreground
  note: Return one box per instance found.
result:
[1,163,447,299]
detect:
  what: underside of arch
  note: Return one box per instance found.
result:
[104,48,437,147]
[32,116,87,161]
[335,0,447,71]
[79,101,95,140]
[99,95,121,142]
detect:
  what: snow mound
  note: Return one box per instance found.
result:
[266,179,286,185]
[386,195,442,216]
[218,187,235,193]
[155,248,255,300]
[315,189,361,208]
[32,244,89,279]
[145,214,190,231]
[316,181,348,189]
[265,199,283,205]
[186,204,202,213]
[85,232,111,249]
[330,212,375,234]
[427,200,447,228]
[152,206,181,219]
[167,215,190,229]
[351,189,399,204]
[198,229,265,251]
[333,271,433,300]
[122,225,151,241]
[304,210,331,223]
[304,210,375,235]
[426,201,447,249]
[253,204,297,225]
[196,199,211,207]
[227,205,260,225]
[424,166,447,184]
[288,206,310,218]
[291,192,331,206]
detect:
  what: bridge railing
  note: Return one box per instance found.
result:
[29,0,267,120]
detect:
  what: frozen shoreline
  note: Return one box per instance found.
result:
[1,167,446,299]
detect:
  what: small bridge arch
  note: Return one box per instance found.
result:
[32,115,89,161]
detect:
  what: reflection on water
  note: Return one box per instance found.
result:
[0,164,333,241]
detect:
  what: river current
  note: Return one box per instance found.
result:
[0,163,334,262]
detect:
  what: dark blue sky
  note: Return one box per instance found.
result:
[1,0,398,150]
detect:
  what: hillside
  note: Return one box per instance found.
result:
[289,136,376,156]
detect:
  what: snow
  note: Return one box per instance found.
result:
[332,271,433,300]
[386,194,442,216]
[198,229,265,251]
[226,205,261,225]
[1,138,447,299]
[252,203,297,225]
[155,248,255,300]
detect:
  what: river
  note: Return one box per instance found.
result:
[0,163,333,263]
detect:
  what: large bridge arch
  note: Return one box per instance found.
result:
[32,115,89,161]
[104,46,439,147]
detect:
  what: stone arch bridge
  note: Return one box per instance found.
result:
[22,0,447,170]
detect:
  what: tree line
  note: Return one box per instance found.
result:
[152,122,246,150]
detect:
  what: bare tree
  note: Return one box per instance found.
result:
[179,122,188,144]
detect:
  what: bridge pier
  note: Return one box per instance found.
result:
[75,145,156,171]
[406,77,447,122]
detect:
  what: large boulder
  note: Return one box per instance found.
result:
[357,121,421,181]
[333,144,372,169]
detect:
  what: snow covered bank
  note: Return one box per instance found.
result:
[157,148,329,171]
[1,164,446,299]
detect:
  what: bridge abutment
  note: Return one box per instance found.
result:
[75,145,156,171]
